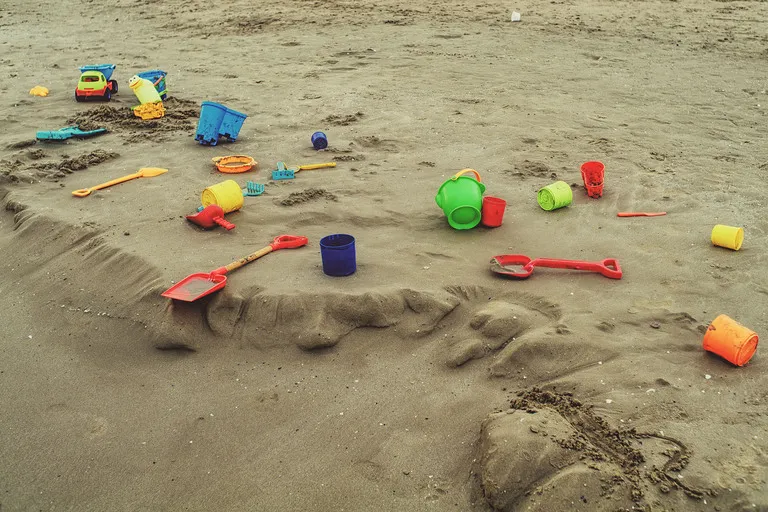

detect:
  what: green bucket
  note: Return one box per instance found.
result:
[435,169,486,230]
[537,181,572,211]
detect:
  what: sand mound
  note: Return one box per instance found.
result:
[473,388,710,511]
[1,149,120,182]
[68,97,198,141]
[278,188,338,206]
[323,112,365,126]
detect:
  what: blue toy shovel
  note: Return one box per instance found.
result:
[37,125,107,141]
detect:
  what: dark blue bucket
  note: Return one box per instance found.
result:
[311,131,328,150]
[137,69,168,100]
[196,101,228,145]
[219,107,248,141]
[320,234,356,276]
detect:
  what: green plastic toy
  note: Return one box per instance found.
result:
[435,169,486,230]
[537,181,572,211]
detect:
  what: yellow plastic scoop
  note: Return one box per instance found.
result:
[72,167,168,197]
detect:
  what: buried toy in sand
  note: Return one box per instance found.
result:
[129,75,165,120]
[162,235,308,302]
[29,85,49,97]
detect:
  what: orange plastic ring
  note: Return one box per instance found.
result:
[212,155,257,174]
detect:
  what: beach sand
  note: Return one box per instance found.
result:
[1,0,767,510]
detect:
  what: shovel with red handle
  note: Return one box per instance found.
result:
[162,235,309,302]
[490,254,622,280]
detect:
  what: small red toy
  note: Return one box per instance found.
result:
[186,205,235,231]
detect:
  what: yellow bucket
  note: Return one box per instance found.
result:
[201,179,243,213]
[711,225,743,251]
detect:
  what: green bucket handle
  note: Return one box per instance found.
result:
[452,168,482,183]
[436,168,484,210]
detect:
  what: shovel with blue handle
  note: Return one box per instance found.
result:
[36,125,107,141]
[271,161,336,180]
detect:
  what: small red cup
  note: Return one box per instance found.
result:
[481,196,507,227]
[581,161,605,198]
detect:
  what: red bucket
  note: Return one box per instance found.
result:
[481,196,507,227]
[581,161,605,198]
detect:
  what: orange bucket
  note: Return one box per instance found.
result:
[702,314,758,366]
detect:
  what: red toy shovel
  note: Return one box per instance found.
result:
[490,254,622,280]
[162,235,308,302]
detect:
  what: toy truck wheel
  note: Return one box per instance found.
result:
[75,91,84,102]
[109,80,118,93]
[103,89,111,101]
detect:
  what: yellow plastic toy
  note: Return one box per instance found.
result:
[128,75,162,105]
[711,225,744,251]
[29,86,49,97]
[133,102,165,120]
[201,180,244,213]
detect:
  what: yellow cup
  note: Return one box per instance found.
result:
[711,225,744,251]
[201,179,244,214]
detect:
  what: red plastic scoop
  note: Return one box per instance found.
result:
[186,205,235,230]
[162,235,308,302]
[490,254,622,280]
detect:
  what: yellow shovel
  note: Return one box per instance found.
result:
[72,167,168,197]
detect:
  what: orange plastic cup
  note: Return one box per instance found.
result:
[702,314,758,366]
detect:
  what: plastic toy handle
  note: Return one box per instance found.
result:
[528,258,622,279]
[220,235,308,274]
[214,217,236,231]
[617,212,667,217]
[297,162,337,171]
[71,171,142,197]
[452,168,481,182]
[222,245,273,273]
[271,235,309,250]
